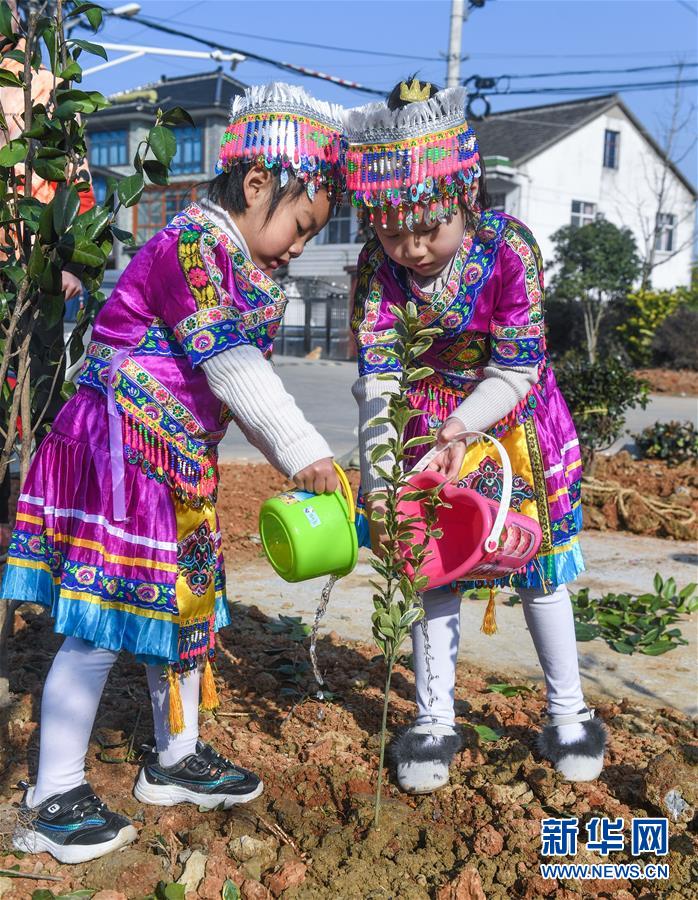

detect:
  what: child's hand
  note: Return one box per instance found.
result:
[365,494,388,558]
[427,417,467,483]
[293,457,338,494]
[61,271,82,300]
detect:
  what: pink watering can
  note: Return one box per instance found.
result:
[397,430,543,591]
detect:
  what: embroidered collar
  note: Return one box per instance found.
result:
[172,203,286,304]
[387,209,508,331]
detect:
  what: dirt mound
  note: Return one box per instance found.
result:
[1,603,696,898]
[635,368,698,397]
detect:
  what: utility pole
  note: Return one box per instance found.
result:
[446,0,467,88]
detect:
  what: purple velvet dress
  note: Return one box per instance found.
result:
[1,203,287,667]
[353,210,584,590]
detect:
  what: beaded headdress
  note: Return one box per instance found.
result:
[216,82,344,201]
[343,85,480,229]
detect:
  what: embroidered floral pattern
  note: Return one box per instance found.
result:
[8,529,177,615]
[458,455,535,510]
[177,520,215,597]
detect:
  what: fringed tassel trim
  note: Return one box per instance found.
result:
[481,586,498,635]
[168,668,185,735]
[123,412,219,507]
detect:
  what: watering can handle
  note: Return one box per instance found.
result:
[409,429,512,553]
[333,461,356,523]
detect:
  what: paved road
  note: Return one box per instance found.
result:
[219,356,358,462]
[218,356,697,462]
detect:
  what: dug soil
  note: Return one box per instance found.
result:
[1,601,696,899]
[635,369,698,397]
[217,455,697,568]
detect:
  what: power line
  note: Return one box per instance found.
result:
[99,11,385,95]
[498,79,698,97]
[502,61,697,81]
[131,13,444,62]
[676,0,698,16]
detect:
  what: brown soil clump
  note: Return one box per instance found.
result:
[635,368,698,396]
[0,603,695,898]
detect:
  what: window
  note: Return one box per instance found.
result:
[655,213,676,252]
[89,129,127,167]
[603,129,620,169]
[571,200,596,228]
[317,203,358,244]
[171,126,203,175]
[489,192,506,212]
[133,184,206,245]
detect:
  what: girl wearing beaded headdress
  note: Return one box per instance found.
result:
[3,83,344,863]
[346,79,606,795]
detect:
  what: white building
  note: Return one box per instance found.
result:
[476,93,697,289]
[293,93,697,295]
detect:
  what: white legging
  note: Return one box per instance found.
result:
[33,636,200,805]
[411,584,586,729]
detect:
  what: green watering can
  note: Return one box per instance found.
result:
[259,463,358,582]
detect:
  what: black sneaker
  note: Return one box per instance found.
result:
[13,782,137,864]
[134,741,263,809]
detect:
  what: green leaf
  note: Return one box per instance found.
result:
[85,6,103,29]
[160,106,195,127]
[69,38,108,60]
[609,640,635,655]
[30,891,55,900]
[117,173,144,208]
[70,241,105,267]
[486,683,533,697]
[407,366,435,382]
[59,59,83,80]
[149,125,177,167]
[403,435,436,450]
[640,640,676,656]
[33,156,67,182]
[67,2,103,19]
[143,159,170,187]
[155,883,186,900]
[0,0,14,40]
[574,622,600,642]
[0,139,27,167]
[0,70,22,89]
[473,724,500,743]
[112,225,135,246]
[41,293,65,329]
[222,881,241,900]
[53,186,80,233]
[28,242,45,278]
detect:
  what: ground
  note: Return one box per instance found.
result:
[0,462,695,899]
[634,369,698,397]
[0,600,696,900]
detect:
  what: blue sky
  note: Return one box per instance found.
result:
[80,0,698,184]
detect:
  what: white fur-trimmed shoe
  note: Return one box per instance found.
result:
[537,708,607,782]
[391,723,464,794]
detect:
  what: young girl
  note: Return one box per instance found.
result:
[1,83,343,863]
[345,80,607,794]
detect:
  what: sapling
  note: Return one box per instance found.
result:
[366,301,447,827]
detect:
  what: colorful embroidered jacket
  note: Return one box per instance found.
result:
[77,203,287,505]
[352,210,546,430]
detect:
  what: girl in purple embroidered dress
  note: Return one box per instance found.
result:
[345,80,607,796]
[2,84,344,864]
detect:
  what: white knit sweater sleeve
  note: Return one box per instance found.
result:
[447,362,540,434]
[202,345,332,476]
[352,373,400,496]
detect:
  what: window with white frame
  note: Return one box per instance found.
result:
[603,129,620,169]
[316,203,358,244]
[571,200,596,228]
[654,213,676,252]
[89,129,128,167]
